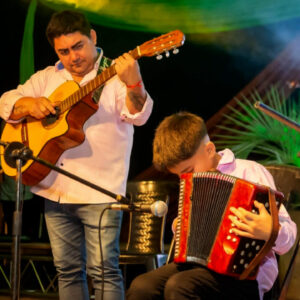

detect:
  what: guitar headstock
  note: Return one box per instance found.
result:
[135,30,185,60]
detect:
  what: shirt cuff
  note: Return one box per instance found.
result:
[0,94,23,122]
[273,219,297,255]
[120,92,153,126]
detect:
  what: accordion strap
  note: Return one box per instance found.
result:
[239,188,280,280]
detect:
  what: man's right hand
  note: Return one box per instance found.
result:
[10,97,57,120]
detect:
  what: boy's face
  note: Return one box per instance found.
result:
[168,140,218,176]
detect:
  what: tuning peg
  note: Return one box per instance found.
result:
[165,51,170,58]
[173,48,179,54]
[156,54,163,60]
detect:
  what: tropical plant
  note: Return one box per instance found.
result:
[215,86,300,167]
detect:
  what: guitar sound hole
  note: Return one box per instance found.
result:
[42,106,60,126]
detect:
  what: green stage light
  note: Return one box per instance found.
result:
[39,0,300,33]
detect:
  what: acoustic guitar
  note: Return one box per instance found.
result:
[0,30,185,186]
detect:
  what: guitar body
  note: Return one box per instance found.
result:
[0,80,98,186]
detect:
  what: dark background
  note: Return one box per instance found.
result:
[1,0,300,179]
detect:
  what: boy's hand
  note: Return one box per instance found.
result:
[172,217,178,234]
[228,200,273,241]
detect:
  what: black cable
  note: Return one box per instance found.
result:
[98,206,109,300]
[97,199,129,300]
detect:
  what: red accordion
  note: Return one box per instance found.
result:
[173,172,283,279]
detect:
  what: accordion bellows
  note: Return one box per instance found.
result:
[174,172,283,279]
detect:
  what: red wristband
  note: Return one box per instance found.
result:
[126,80,143,89]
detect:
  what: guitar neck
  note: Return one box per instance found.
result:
[58,48,140,113]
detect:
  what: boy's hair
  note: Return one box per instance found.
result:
[46,10,91,47]
[153,111,207,172]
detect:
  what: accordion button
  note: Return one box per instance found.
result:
[256,245,261,251]
[231,223,235,227]
[244,263,249,268]
[251,241,256,246]
[233,265,237,270]
[226,235,231,240]
[240,259,245,264]
[245,243,250,248]
[240,250,245,256]
[232,237,237,242]
[229,229,233,234]
[265,202,269,208]
[248,252,253,258]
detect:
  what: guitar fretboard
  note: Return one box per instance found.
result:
[58,47,140,113]
[58,65,116,113]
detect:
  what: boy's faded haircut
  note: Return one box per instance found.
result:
[153,111,207,172]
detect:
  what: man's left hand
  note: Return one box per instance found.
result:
[114,53,142,85]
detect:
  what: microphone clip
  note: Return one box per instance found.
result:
[4,141,33,168]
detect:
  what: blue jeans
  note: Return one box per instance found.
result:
[45,199,124,300]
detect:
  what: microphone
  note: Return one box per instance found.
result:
[3,141,33,168]
[109,200,168,217]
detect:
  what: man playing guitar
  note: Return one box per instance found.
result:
[0,9,153,300]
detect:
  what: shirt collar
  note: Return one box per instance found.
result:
[217,148,235,167]
[55,47,103,72]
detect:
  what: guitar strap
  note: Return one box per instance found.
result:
[92,56,113,104]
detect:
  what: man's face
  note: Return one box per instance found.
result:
[53,30,98,79]
[168,140,216,176]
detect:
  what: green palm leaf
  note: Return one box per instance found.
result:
[216,86,300,167]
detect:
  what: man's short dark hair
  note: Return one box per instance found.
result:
[153,111,207,172]
[46,10,91,47]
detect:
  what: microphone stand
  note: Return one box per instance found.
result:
[254,102,300,157]
[0,140,130,300]
[254,101,300,133]
[11,156,23,300]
